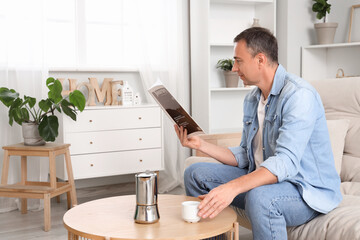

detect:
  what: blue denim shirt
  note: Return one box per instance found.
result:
[229,64,342,214]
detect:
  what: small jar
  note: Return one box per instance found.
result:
[251,18,261,27]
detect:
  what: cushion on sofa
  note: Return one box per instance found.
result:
[341,154,360,182]
[287,195,360,240]
[311,77,360,159]
[326,119,349,175]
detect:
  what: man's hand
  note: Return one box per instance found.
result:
[174,125,202,150]
[197,182,238,219]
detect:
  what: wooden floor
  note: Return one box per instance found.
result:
[0,182,252,240]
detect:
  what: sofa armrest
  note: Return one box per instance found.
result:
[196,132,242,157]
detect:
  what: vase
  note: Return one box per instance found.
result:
[251,18,261,27]
[22,122,46,146]
[314,22,338,44]
[223,71,239,88]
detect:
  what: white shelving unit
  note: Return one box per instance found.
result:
[301,42,360,81]
[190,0,276,134]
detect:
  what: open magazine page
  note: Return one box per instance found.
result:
[148,81,204,137]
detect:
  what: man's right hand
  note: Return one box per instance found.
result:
[174,125,202,150]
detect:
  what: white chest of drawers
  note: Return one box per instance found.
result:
[56,104,164,180]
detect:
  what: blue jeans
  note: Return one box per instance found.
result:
[184,162,320,240]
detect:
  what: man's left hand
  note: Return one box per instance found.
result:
[197,183,237,219]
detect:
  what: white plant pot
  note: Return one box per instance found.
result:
[314,22,338,44]
[223,71,240,88]
[22,122,46,146]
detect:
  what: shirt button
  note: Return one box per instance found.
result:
[262,147,265,150]
[253,128,256,131]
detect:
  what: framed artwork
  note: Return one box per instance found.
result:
[348,4,360,43]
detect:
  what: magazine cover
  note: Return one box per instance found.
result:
[148,80,204,137]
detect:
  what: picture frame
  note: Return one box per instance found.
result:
[348,4,360,43]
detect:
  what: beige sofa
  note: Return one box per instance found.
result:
[185,77,360,239]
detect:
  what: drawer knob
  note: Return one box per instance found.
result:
[139,138,142,141]
[90,164,94,167]
[89,120,93,123]
[138,117,142,120]
[90,141,93,144]
[139,159,143,162]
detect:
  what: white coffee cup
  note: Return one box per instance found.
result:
[182,201,200,223]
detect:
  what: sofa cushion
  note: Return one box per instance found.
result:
[287,195,360,240]
[311,77,360,158]
[341,154,360,182]
[327,119,349,175]
[341,182,360,196]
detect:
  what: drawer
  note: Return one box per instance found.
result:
[63,107,161,133]
[70,148,163,180]
[65,128,161,155]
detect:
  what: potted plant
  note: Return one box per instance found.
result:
[216,58,240,88]
[0,77,86,145]
[312,0,338,44]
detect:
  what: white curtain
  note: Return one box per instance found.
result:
[0,0,48,212]
[137,0,191,193]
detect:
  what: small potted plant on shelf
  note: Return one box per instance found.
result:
[216,58,240,88]
[0,77,86,146]
[312,0,338,44]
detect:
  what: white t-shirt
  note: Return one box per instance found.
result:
[253,94,268,169]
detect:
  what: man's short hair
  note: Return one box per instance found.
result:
[234,27,278,64]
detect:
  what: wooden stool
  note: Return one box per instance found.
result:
[0,143,78,231]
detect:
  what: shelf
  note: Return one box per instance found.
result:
[211,86,255,92]
[49,66,139,72]
[83,104,157,110]
[211,0,273,4]
[210,43,234,47]
[303,42,360,49]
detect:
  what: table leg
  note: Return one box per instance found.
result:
[49,152,57,189]
[1,150,10,184]
[21,156,28,214]
[233,222,239,240]
[65,149,78,206]
[44,193,51,232]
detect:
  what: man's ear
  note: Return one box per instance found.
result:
[257,53,267,68]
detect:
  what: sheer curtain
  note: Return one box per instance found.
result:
[0,0,48,212]
[137,0,191,193]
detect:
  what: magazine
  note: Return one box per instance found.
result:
[148,80,204,137]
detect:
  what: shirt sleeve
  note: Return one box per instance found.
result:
[228,131,250,169]
[260,88,320,182]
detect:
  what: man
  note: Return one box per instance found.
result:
[174,27,342,240]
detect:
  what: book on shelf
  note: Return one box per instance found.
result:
[148,80,204,137]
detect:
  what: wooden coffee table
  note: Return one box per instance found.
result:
[63,194,239,240]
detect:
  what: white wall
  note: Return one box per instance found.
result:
[277,0,358,77]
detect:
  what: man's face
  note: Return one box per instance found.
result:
[232,40,260,86]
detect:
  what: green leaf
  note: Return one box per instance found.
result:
[46,77,56,90]
[24,95,36,108]
[216,58,234,71]
[21,108,30,121]
[0,88,19,107]
[69,90,86,111]
[61,100,77,121]
[8,114,14,126]
[12,108,24,125]
[39,99,52,112]
[38,115,59,142]
[11,98,23,108]
[47,79,63,104]
[54,104,61,113]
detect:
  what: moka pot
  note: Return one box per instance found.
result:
[134,171,160,223]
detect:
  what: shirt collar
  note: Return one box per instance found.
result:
[251,64,287,101]
[269,64,287,96]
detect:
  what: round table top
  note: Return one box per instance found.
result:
[63,194,237,240]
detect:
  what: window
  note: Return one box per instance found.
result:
[45,0,144,68]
